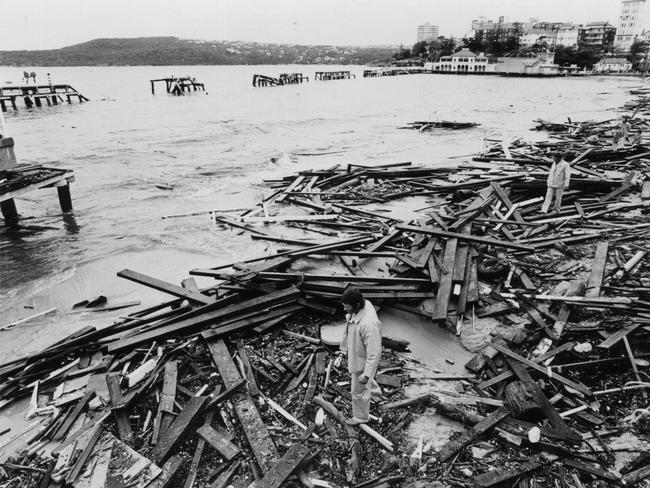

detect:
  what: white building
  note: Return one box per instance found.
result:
[616,0,650,50]
[557,26,580,47]
[417,22,440,43]
[519,29,558,47]
[426,49,495,73]
[593,56,633,72]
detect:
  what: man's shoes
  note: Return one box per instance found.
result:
[345,417,368,426]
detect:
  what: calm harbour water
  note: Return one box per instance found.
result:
[0,65,640,360]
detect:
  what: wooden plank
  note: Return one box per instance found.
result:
[256,444,310,488]
[105,374,133,442]
[597,323,640,349]
[107,287,299,353]
[147,455,184,488]
[197,424,241,461]
[623,464,650,485]
[586,241,609,298]
[276,175,305,203]
[52,390,95,441]
[206,339,278,473]
[184,410,215,488]
[432,238,458,322]
[117,269,216,305]
[432,407,510,463]
[150,396,208,464]
[237,342,259,396]
[65,425,103,484]
[285,354,314,393]
[563,459,622,484]
[153,360,178,445]
[490,181,525,223]
[491,343,592,396]
[473,456,549,487]
[396,224,534,251]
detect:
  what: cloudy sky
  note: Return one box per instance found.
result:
[1,0,622,50]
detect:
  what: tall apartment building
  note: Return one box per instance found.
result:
[578,21,617,52]
[616,0,650,50]
[417,22,440,43]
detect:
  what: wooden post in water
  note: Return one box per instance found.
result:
[57,183,73,212]
[1,199,19,226]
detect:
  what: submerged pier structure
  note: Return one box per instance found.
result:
[150,77,206,95]
[0,84,88,112]
[314,70,355,80]
[252,73,308,87]
[0,137,74,226]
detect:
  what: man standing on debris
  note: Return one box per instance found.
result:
[541,154,571,214]
[339,288,382,426]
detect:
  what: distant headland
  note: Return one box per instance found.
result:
[0,37,398,66]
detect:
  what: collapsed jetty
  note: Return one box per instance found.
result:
[0,84,88,112]
[1,89,650,487]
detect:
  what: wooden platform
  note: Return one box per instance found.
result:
[0,84,88,111]
[0,137,75,225]
[315,71,355,81]
[150,77,205,95]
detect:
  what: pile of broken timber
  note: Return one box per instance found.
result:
[2,86,650,487]
[400,121,479,131]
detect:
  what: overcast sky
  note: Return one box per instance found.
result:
[0,0,623,50]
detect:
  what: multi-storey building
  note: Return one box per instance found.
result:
[417,22,440,43]
[557,26,581,47]
[578,22,617,52]
[616,0,650,50]
[519,29,558,47]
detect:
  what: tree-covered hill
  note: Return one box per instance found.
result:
[0,37,397,66]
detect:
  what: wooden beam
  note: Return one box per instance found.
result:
[432,238,458,322]
[396,224,534,251]
[197,425,241,461]
[107,287,299,353]
[147,455,184,488]
[256,444,311,488]
[586,241,608,298]
[597,323,640,349]
[117,269,216,305]
[52,390,96,441]
[150,396,208,464]
[184,410,215,488]
[205,339,278,473]
[105,374,133,442]
[152,360,178,445]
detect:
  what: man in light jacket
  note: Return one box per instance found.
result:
[541,154,571,214]
[339,287,382,425]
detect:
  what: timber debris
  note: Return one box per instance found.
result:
[2,87,650,488]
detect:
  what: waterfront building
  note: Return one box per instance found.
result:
[519,29,558,48]
[557,26,581,47]
[593,56,633,72]
[417,22,440,43]
[426,49,495,73]
[496,53,560,76]
[578,22,617,53]
[615,0,650,51]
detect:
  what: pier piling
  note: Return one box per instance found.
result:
[0,198,19,226]
[57,184,73,212]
